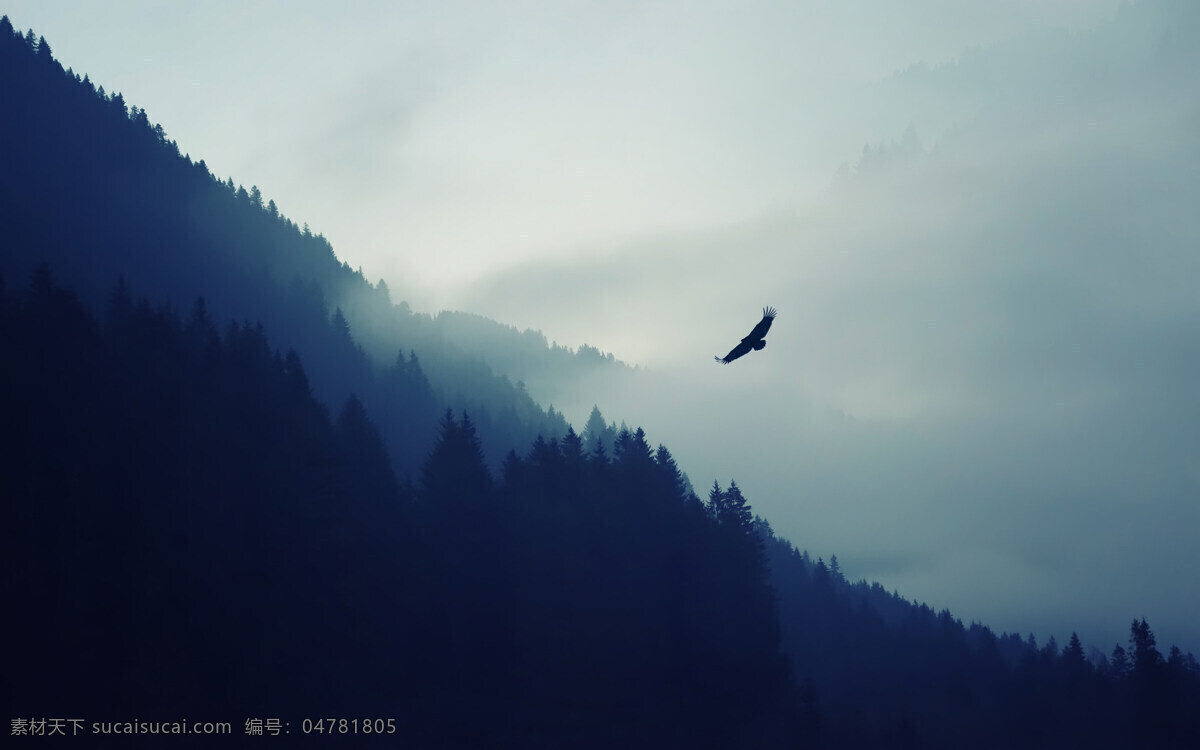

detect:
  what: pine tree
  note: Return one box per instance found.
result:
[336,394,399,511]
[582,405,608,453]
[281,349,310,398]
[561,426,584,466]
[813,557,831,589]
[708,481,726,520]
[589,433,608,469]
[1062,632,1088,677]
[1110,644,1131,679]
[331,307,352,341]
[1129,618,1162,676]
[722,480,754,533]
[653,444,685,501]
[420,410,492,507]
[612,427,633,464]
[1041,636,1059,668]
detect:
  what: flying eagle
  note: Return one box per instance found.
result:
[715,306,776,364]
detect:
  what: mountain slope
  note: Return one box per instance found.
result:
[0,15,567,473]
[1,270,808,747]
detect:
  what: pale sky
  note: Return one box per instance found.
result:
[9,1,1199,654]
[6,1,1122,296]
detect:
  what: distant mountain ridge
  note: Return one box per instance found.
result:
[841,0,1199,187]
[427,309,639,423]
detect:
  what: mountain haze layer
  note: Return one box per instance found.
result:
[449,0,1200,652]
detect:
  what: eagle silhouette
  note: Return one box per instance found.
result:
[715,306,776,364]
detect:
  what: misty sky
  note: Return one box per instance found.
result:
[8,0,1123,304]
[9,1,1199,654]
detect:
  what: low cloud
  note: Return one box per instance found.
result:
[450,10,1200,651]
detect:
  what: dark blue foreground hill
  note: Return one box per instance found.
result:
[1,272,804,747]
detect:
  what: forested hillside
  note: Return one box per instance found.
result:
[1,271,802,747]
[5,270,1196,747]
[426,310,638,425]
[0,14,570,473]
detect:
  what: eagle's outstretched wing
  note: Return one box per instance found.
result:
[715,306,776,364]
[715,340,753,364]
[742,306,776,343]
